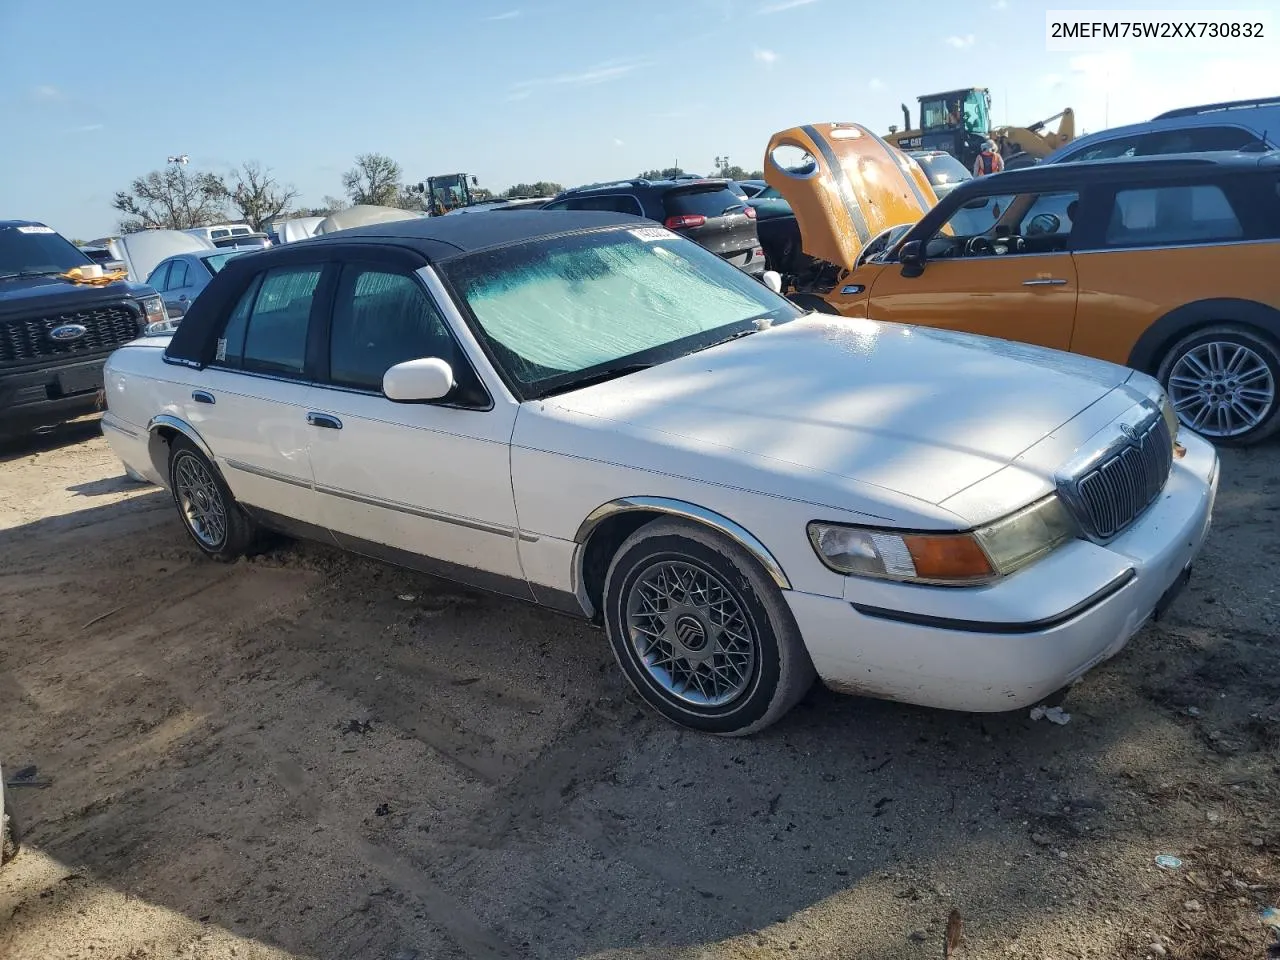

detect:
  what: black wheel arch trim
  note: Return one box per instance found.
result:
[849,569,1136,634]
[1127,298,1280,374]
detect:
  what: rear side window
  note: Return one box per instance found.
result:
[663,187,746,219]
[216,265,322,375]
[1140,125,1264,155]
[552,194,643,216]
[1065,136,1141,162]
[1105,183,1243,247]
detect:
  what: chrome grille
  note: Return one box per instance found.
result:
[1069,413,1174,540]
[0,303,142,368]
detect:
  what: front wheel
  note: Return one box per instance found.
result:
[1157,325,1280,445]
[603,519,815,736]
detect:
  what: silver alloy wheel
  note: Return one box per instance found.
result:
[1167,340,1276,438]
[624,560,756,707]
[174,454,227,548]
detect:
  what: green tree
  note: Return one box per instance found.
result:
[229,161,299,231]
[112,166,229,232]
[638,167,684,180]
[341,153,404,207]
[504,181,563,198]
[718,164,764,181]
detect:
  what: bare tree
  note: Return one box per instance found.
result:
[229,162,299,231]
[112,166,229,232]
[341,153,404,207]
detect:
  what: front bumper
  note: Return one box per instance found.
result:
[786,431,1219,712]
[0,356,108,434]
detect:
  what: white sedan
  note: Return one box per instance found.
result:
[100,211,1219,735]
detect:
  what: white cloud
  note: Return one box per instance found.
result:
[945,34,976,48]
[613,138,625,146]
[991,0,1007,9]
[755,0,817,13]
[512,59,645,91]
[754,48,779,65]
[506,89,532,102]
[69,123,103,133]
[486,9,519,19]
[868,77,885,91]
[1040,73,1065,89]
[32,85,63,101]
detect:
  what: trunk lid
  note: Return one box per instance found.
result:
[764,122,937,270]
[662,182,759,258]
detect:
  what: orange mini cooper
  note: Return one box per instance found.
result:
[763,122,1280,444]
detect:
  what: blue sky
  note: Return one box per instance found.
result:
[1,0,1275,239]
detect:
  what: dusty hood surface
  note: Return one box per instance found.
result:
[764,122,936,271]
[541,316,1133,506]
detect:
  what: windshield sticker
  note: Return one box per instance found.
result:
[215,338,227,361]
[630,227,673,242]
[16,225,55,234]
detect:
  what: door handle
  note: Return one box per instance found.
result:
[306,412,342,430]
[191,390,215,404]
[1022,278,1067,286]
[178,295,189,302]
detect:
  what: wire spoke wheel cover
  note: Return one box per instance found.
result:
[173,453,227,548]
[1167,340,1276,438]
[624,559,757,707]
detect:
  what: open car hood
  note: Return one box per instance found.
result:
[764,122,937,271]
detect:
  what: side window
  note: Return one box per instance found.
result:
[1105,183,1244,247]
[1140,125,1262,155]
[168,260,189,289]
[583,195,643,216]
[931,191,1076,257]
[541,200,570,211]
[937,193,1015,241]
[1065,136,1141,162]
[215,265,321,375]
[328,267,457,391]
[147,261,171,292]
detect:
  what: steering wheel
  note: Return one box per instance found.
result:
[965,236,995,257]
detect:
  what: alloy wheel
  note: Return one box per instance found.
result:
[1167,340,1276,438]
[174,454,228,548]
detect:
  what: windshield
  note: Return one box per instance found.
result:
[204,252,246,273]
[0,224,91,278]
[443,226,802,399]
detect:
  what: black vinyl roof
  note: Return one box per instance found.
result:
[300,209,645,261]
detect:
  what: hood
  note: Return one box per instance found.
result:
[111,230,214,283]
[275,217,324,243]
[314,205,423,235]
[539,316,1134,508]
[764,122,937,270]
[0,273,153,318]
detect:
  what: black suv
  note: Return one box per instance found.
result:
[1,221,166,437]
[542,178,765,276]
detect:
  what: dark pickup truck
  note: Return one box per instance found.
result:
[1,220,166,437]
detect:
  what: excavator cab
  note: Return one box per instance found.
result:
[425,174,478,215]
[914,88,992,165]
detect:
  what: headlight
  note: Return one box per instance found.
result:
[140,295,167,327]
[1159,391,1179,442]
[807,495,1076,586]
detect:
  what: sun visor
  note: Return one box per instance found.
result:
[763,122,938,270]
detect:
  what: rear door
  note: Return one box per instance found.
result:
[661,183,760,265]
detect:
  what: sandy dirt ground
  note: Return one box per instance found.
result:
[1,419,1277,960]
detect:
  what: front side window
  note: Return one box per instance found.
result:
[1105,183,1243,247]
[147,261,171,291]
[930,191,1078,257]
[168,260,189,289]
[328,267,457,391]
[1065,136,1141,162]
[216,265,321,375]
[443,227,801,398]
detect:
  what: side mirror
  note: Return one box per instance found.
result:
[383,357,454,402]
[898,239,925,278]
[762,270,782,293]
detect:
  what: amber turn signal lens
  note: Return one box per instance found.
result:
[901,534,995,582]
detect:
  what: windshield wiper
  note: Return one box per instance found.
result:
[0,268,66,280]
[537,362,654,398]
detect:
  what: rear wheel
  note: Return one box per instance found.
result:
[603,518,815,736]
[168,437,257,560]
[1156,325,1280,445]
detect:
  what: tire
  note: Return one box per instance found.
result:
[603,518,815,736]
[2,784,18,867]
[167,436,257,561]
[1156,324,1280,446]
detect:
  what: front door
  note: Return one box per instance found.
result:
[303,261,529,598]
[184,261,325,525]
[867,189,1081,351]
